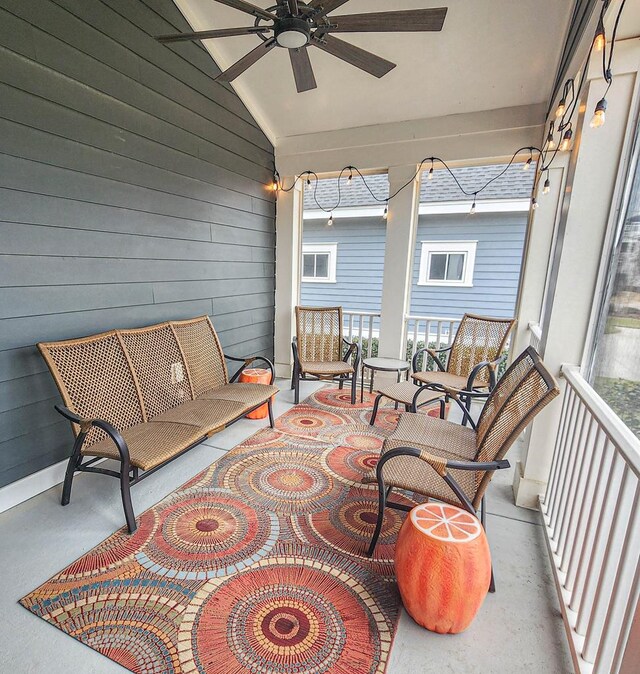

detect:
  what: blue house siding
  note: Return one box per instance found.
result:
[410,213,527,319]
[300,217,386,314]
[301,211,527,321]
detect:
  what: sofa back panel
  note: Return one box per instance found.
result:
[172,317,227,398]
[119,323,193,419]
[38,331,145,446]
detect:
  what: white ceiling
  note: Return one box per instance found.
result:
[173,0,574,143]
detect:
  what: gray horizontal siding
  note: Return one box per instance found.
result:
[410,213,527,319]
[0,0,275,488]
[301,212,526,321]
[300,218,386,314]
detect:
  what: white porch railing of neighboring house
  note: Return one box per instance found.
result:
[405,315,462,368]
[343,310,380,360]
[540,364,640,674]
[529,321,543,352]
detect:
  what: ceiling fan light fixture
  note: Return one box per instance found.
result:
[275,18,310,49]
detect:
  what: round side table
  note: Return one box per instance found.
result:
[360,357,410,403]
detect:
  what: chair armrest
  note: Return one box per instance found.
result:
[412,345,451,373]
[375,445,510,513]
[342,337,361,369]
[54,404,131,464]
[225,354,275,385]
[466,353,506,391]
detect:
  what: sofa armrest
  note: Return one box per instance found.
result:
[225,354,275,385]
[54,404,131,465]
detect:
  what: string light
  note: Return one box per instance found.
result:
[594,18,606,52]
[347,169,353,186]
[532,198,539,210]
[560,128,573,152]
[590,98,607,128]
[383,205,388,220]
[523,154,533,171]
[327,212,334,226]
[555,98,566,118]
[428,161,434,180]
[546,123,556,150]
[469,195,477,215]
[543,173,551,195]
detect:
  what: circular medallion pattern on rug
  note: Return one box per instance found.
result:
[178,554,392,674]
[321,443,381,487]
[310,387,376,411]
[220,449,344,514]
[135,490,278,579]
[298,487,419,579]
[275,405,350,437]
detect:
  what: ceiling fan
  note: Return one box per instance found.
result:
[156,1,448,93]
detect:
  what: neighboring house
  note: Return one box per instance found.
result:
[301,164,534,323]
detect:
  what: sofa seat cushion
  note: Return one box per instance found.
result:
[299,360,353,377]
[198,382,278,410]
[151,399,247,435]
[82,421,206,471]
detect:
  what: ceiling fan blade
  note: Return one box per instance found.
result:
[215,38,277,82]
[211,0,275,21]
[289,47,317,92]
[156,27,269,43]
[326,8,448,32]
[311,34,395,78]
[287,0,299,14]
[307,0,350,16]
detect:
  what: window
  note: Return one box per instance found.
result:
[418,241,476,286]
[301,243,337,283]
[590,125,640,439]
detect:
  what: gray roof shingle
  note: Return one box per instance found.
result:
[303,162,535,210]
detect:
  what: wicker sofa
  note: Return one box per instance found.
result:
[38,316,278,533]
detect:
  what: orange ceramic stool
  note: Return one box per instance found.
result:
[395,502,491,634]
[239,368,272,419]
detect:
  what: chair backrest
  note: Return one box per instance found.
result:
[295,306,343,363]
[38,316,228,444]
[446,314,515,379]
[472,346,559,504]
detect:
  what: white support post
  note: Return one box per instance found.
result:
[273,179,303,379]
[377,165,420,360]
[514,64,638,508]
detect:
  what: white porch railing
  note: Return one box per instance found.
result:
[404,315,461,369]
[540,364,640,674]
[529,321,543,352]
[343,310,380,360]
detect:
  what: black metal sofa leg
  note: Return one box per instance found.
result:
[120,464,137,534]
[367,479,388,557]
[268,398,275,428]
[351,373,357,405]
[61,434,85,506]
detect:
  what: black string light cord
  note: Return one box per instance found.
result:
[271,0,627,216]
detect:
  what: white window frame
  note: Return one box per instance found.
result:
[418,240,477,287]
[301,243,338,283]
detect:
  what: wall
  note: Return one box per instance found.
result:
[0,0,275,489]
[410,212,527,319]
[300,211,526,320]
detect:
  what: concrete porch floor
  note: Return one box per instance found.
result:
[0,380,573,673]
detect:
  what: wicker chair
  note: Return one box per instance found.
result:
[292,306,360,404]
[411,313,515,425]
[365,346,559,589]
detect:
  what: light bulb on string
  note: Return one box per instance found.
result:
[560,128,573,152]
[546,124,556,150]
[428,160,434,180]
[594,20,605,52]
[327,213,334,227]
[383,205,388,220]
[590,98,607,128]
[469,196,477,215]
[524,156,533,171]
[543,174,551,195]
[347,169,353,186]
[532,198,539,210]
[555,98,566,118]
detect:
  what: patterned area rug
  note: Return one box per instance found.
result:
[20,388,422,674]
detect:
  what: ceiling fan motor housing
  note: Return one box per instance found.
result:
[275,17,311,49]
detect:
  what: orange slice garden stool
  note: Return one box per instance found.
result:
[395,502,491,634]
[239,368,273,419]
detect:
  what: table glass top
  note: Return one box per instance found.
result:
[363,357,410,370]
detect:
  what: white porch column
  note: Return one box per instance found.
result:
[513,55,639,508]
[273,179,303,379]
[377,165,421,359]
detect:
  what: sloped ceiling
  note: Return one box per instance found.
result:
[172,0,574,143]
